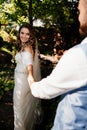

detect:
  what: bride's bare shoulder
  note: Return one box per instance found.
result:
[25,46,32,53]
[24,46,34,57]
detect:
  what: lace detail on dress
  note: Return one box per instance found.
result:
[15,51,33,73]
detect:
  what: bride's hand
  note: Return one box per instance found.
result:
[27,75,35,87]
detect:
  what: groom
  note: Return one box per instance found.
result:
[29,0,87,129]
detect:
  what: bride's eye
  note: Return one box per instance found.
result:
[20,31,24,34]
[26,33,30,36]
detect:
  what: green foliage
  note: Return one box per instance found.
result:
[0,0,79,27]
[0,0,80,48]
[0,64,14,99]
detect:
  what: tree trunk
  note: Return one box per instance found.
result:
[28,0,33,26]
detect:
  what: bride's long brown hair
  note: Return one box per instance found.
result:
[17,23,36,55]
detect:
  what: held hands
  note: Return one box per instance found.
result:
[27,75,35,87]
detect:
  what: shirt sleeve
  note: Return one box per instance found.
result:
[22,52,33,67]
[31,46,87,99]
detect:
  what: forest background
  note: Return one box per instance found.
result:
[0,0,83,129]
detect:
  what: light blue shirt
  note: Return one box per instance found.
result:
[31,37,87,129]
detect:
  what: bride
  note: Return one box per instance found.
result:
[13,23,41,130]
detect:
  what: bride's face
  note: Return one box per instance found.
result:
[20,27,30,44]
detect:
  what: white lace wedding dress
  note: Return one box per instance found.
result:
[13,50,41,130]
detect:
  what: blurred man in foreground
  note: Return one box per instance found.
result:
[29,0,87,129]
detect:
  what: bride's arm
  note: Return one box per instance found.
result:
[27,64,35,86]
[25,46,35,86]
